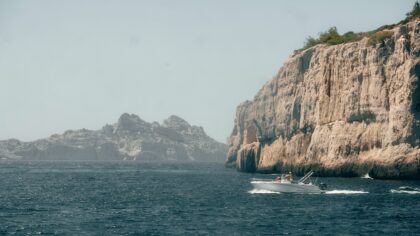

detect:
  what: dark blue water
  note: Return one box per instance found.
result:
[0,161,419,235]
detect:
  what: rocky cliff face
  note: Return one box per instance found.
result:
[0,114,227,162]
[226,20,420,179]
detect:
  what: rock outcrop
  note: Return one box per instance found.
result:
[0,114,227,162]
[226,19,420,179]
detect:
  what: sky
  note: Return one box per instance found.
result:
[0,0,414,142]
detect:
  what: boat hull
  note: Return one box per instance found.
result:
[251,181,325,193]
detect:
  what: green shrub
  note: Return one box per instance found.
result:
[302,27,362,49]
[342,31,359,42]
[318,27,342,45]
[367,30,394,46]
[303,36,319,49]
[347,111,376,124]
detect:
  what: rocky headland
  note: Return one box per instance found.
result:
[0,114,227,162]
[226,19,420,179]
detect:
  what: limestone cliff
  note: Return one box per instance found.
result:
[0,114,227,162]
[226,20,420,179]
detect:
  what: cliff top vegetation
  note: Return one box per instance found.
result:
[302,1,420,50]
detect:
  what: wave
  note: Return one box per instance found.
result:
[325,190,369,194]
[248,189,281,194]
[390,186,420,194]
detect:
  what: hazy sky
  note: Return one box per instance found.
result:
[0,0,414,142]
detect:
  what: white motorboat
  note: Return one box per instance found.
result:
[250,171,327,193]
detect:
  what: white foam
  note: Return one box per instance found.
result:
[325,190,369,194]
[390,189,420,194]
[248,189,281,194]
[400,186,420,191]
[390,187,420,194]
[361,173,373,179]
[250,180,274,184]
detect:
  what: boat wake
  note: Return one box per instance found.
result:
[250,178,271,182]
[390,186,420,194]
[325,190,369,194]
[248,189,281,194]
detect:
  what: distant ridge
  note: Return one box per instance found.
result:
[0,113,227,162]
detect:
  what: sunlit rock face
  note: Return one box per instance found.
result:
[226,20,420,179]
[0,113,227,162]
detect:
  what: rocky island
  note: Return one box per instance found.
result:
[0,114,227,162]
[226,18,420,179]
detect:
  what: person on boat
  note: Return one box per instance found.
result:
[285,172,293,182]
[275,176,282,182]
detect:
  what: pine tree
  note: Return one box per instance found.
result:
[407,1,420,18]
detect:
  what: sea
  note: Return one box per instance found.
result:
[0,161,419,235]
